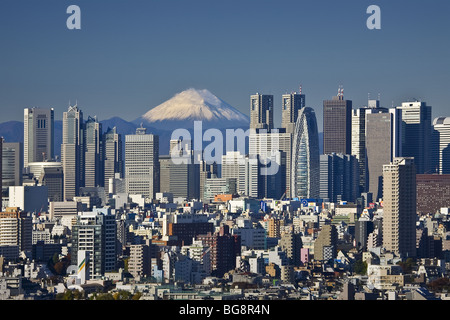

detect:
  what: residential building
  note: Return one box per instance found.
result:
[382,157,417,258]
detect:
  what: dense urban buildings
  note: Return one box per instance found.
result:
[2,87,450,301]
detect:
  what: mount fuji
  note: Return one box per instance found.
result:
[134,88,249,130]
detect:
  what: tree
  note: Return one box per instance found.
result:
[397,258,415,274]
[353,260,367,275]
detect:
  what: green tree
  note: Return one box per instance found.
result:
[353,260,367,275]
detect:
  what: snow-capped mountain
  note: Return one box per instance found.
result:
[135,88,249,129]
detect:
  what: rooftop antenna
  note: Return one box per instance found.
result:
[299,85,302,95]
[378,93,381,101]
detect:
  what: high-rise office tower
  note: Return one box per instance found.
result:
[199,160,218,201]
[38,165,63,202]
[24,108,54,167]
[221,151,259,198]
[159,139,199,200]
[281,91,306,134]
[319,153,359,203]
[291,107,320,199]
[0,207,32,254]
[249,130,291,199]
[103,127,123,192]
[396,101,432,174]
[71,208,117,279]
[61,105,83,201]
[125,126,159,199]
[313,224,338,261]
[84,116,103,188]
[365,110,394,202]
[323,88,352,155]
[250,94,274,130]
[2,142,23,189]
[431,117,450,174]
[382,157,417,258]
[351,100,383,193]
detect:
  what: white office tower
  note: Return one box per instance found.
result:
[125,125,159,200]
[62,105,83,201]
[77,250,90,284]
[221,151,258,197]
[24,107,54,167]
[432,117,450,174]
[71,208,116,279]
[291,107,320,199]
[249,129,291,199]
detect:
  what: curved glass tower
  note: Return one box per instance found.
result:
[291,107,320,199]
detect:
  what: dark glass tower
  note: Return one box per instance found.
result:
[323,89,352,155]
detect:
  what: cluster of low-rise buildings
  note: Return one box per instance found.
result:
[1,191,450,301]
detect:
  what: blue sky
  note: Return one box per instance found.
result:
[1,0,449,131]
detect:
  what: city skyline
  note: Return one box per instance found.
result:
[2,0,450,303]
[1,0,449,132]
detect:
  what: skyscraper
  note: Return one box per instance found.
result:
[291,107,320,199]
[382,157,417,258]
[103,127,123,192]
[2,142,23,189]
[125,126,159,199]
[319,153,359,203]
[61,105,83,201]
[159,139,199,200]
[84,116,103,188]
[396,101,432,174]
[281,91,306,134]
[199,160,218,201]
[24,108,54,167]
[365,110,394,202]
[250,94,274,130]
[221,151,258,198]
[249,130,291,199]
[323,88,352,155]
[351,100,383,193]
[431,117,450,174]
